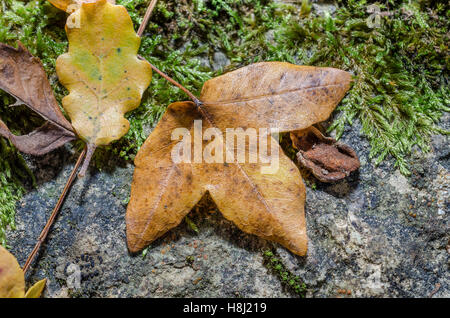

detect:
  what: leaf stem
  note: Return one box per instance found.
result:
[137,0,158,37]
[137,0,202,105]
[22,146,87,275]
[145,59,201,105]
[78,143,96,178]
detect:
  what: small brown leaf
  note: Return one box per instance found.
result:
[126,62,352,256]
[0,42,76,155]
[291,126,360,182]
[0,121,75,156]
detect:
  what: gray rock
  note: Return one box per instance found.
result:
[212,52,230,72]
[6,115,449,297]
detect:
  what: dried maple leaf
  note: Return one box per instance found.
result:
[291,126,360,182]
[126,62,352,256]
[48,0,115,13]
[56,0,152,174]
[0,245,46,298]
[0,42,76,155]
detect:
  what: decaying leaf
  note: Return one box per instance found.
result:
[48,0,115,13]
[126,62,352,256]
[0,42,76,155]
[0,245,46,298]
[23,279,47,298]
[56,0,152,174]
[0,245,24,298]
[291,126,360,182]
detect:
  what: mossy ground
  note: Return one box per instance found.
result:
[0,0,448,245]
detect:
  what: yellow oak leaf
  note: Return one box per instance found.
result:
[48,0,115,13]
[0,245,46,298]
[56,0,152,173]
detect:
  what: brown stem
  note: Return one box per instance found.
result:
[22,146,87,275]
[137,0,158,37]
[146,59,201,105]
[136,1,201,105]
[78,143,96,178]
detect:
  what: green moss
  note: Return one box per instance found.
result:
[0,0,448,241]
[0,139,28,247]
[262,249,307,297]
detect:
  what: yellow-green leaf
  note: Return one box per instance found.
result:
[0,245,25,298]
[24,279,47,298]
[48,0,115,13]
[56,0,152,150]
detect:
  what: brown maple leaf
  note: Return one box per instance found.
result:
[126,62,353,256]
[0,42,76,155]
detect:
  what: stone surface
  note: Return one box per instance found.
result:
[6,112,449,298]
[276,119,449,298]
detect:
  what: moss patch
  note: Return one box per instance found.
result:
[0,139,29,247]
[262,249,307,297]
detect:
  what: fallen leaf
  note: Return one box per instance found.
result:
[0,245,46,298]
[24,279,47,298]
[0,42,76,155]
[126,62,351,256]
[200,62,351,132]
[56,0,152,174]
[0,245,24,298]
[48,0,115,13]
[291,126,360,182]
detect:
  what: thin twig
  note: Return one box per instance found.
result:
[23,146,87,275]
[144,58,201,105]
[137,0,158,37]
[136,0,202,105]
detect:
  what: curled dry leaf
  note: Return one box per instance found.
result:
[56,0,152,175]
[0,42,76,155]
[291,126,360,183]
[0,245,46,298]
[126,62,352,256]
[48,0,116,13]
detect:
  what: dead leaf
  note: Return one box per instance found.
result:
[48,0,115,13]
[0,42,76,155]
[126,62,351,256]
[0,245,25,298]
[24,279,47,298]
[0,245,46,298]
[200,62,351,132]
[291,126,360,182]
[56,0,152,175]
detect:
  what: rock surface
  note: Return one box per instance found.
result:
[6,112,449,298]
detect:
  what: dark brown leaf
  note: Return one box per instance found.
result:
[291,126,360,182]
[0,121,75,156]
[0,42,76,155]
